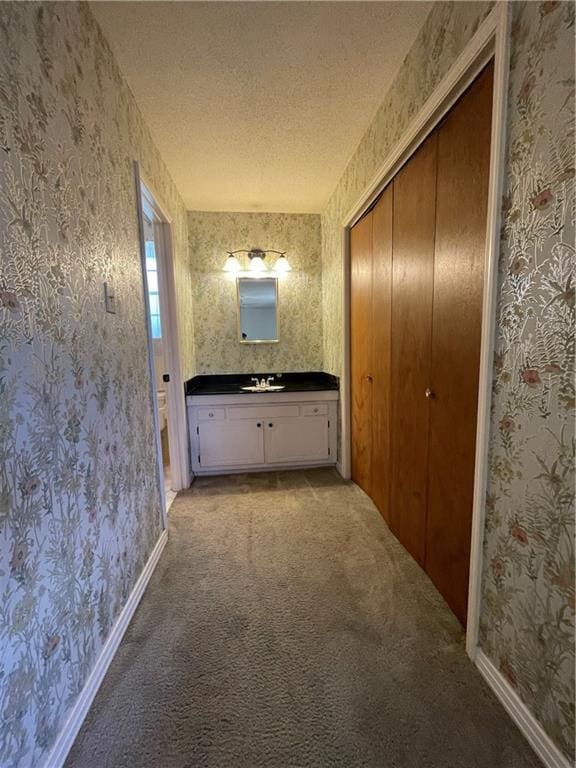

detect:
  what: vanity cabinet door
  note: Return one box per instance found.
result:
[198,419,264,468]
[264,416,330,464]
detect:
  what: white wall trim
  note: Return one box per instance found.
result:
[339,2,511,653]
[475,651,571,768]
[465,2,511,656]
[43,530,168,768]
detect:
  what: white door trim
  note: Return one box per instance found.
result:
[339,3,511,657]
[134,163,191,506]
[134,163,168,528]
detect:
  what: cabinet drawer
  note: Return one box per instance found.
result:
[301,403,328,416]
[227,405,299,420]
[197,407,225,421]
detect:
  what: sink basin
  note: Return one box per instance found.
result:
[241,385,286,392]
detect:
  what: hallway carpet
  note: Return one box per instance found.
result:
[65,470,541,768]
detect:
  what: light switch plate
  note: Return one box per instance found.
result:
[104,281,116,314]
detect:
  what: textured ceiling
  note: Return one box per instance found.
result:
[91,2,432,213]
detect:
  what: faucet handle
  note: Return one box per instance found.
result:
[266,376,274,385]
[251,377,259,385]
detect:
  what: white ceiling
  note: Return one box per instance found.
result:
[92,1,432,213]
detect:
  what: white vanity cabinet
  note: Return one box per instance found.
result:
[187,391,338,474]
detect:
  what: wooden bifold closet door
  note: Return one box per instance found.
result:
[425,63,494,623]
[389,133,437,567]
[350,211,373,498]
[351,186,393,523]
[350,62,493,625]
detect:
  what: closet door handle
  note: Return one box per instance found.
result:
[425,388,435,399]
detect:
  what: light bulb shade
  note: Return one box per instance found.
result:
[274,254,292,273]
[224,254,241,272]
[249,255,267,272]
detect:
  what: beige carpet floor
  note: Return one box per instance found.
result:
[65,469,541,768]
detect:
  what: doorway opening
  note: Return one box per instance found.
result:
[142,208,176,511]
[135,166,191,515]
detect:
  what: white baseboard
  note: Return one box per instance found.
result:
[44,529,168,768]
[165,489,177,513]
[475,650,571,768]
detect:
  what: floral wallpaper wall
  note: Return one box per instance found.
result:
[188,211,322,374]
[480,1,574,761]
[0,3,193,767]
[320,0,574,760]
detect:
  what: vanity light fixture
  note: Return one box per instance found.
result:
[273,253,292,273]
[223,253,241,273]
[223,248,291,274]
[248,248,268,273]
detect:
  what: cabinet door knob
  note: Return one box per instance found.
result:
[365,375,373,382]
[257,422,262,428]
[313,407,318,413]
[268,422,274,428]
[425,388,435,399]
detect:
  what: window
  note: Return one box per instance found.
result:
[145,240,162,339]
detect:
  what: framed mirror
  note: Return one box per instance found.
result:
[237,277,279,344]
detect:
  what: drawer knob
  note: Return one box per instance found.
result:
[208,412,214,417]
[313,407,318,413]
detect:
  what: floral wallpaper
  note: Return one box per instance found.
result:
[480,1,574,761]
[0,3,193,767]
[320,0,574,760]
[188,211,322,374]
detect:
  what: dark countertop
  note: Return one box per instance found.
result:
[185,371,339,396]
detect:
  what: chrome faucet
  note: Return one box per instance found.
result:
[250,376,274,390]
[241,375,283,393]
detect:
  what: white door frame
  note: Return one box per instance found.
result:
[339,3,511,657]
[134,163,191,506]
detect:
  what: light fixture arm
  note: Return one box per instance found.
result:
[223,247,291,273]
[226,249,287,258]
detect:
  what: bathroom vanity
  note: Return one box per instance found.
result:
[186,372,338,474]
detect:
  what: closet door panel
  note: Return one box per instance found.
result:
[389,134,437,566]
[426,63,494,624]
[350,212,373,497]
[370,185,393,523]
